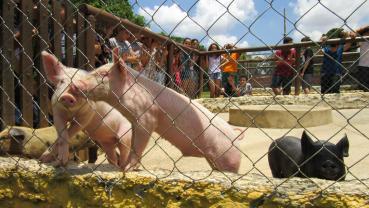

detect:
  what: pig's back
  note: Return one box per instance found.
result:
[268,136,303,178]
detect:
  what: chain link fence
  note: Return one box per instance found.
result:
[1,0,369,205]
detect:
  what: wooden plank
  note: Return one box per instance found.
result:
[86,15,96,71]
[166,44,174,88]
[37,0,50,127]
[1,0,16,128]
[20,0,34,127]
[51,0,61,60]
[64,2,74,67]
[76,13,86,70]
[198,55,206,98]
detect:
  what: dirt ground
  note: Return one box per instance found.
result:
[96,108,369,180]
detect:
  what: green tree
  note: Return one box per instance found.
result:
[70,0,145,26]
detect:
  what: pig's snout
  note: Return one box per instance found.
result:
[320,160,342,179]
[59,93,77,107]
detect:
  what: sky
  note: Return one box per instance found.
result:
[129,0,369,49]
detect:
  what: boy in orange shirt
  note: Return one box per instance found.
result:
[222,44,240,97]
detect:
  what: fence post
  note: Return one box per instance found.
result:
[294,47,301,95]
[85,15,96,71]
[198,55,206,98]
[76,12,87,70]
[20,0,34,127]
[166,43,174,88]
[51,0,62,60]
[64,2,74,67]
[37,0,51,127]
[1,0,16,128]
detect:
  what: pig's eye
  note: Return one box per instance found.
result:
[60,80,65,84]
[99,71,109,77]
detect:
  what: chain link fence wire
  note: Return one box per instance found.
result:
[1,0,369,204]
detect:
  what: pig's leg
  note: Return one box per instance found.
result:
[209,147,241,173]
[40,116,87,165]
[116,130,132,169]
[99,140,119,166]
[39,110,68,163]
[124,125,152,171]
[40,110,71,166]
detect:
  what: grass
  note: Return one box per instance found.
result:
[200,91,210,98]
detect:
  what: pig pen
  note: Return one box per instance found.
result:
[0,92,369,207]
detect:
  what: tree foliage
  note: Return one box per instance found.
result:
[69,0,145,26]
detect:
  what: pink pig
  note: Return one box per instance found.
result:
[71,48,243,173]
[40,51,132,168]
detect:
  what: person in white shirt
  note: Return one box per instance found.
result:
[207,43,223,98]
[108,27,139,68]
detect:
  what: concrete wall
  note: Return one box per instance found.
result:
[0,157,368,207]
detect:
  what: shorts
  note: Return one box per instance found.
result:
[181,69,198,80]
[271,74,293,90]
[301,73,313,89]
[209,72,221,80]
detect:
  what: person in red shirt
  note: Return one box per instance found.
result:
[271,36,296,95]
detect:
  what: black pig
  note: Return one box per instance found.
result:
[268,131,349,181]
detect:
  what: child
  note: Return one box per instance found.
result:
[207,43,223,98]
[221,43,240,97]
[180,38,196,98]
[237,75,252,96]
[320,28,355,94]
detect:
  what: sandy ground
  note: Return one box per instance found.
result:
[96,108,369,180]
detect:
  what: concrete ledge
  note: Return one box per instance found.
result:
[229,105,332,128]
[197,92,369,113]
[0,157,368,207]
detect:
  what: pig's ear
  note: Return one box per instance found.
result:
[336,134,349,157]
[301,130,315,155]
[112,47,127,77]
[41,51,64,85]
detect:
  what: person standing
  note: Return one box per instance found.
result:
[221,43,240,97]
[320,29,355,94]
[271,37,296,95]
[108,28,139,68]
[354,25,369,91]
[180,38,195,98]
[207,43,223,98]
[300,36,315,94]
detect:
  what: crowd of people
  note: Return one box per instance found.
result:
[93,29,253,99]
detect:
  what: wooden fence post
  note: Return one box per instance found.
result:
[198,55,206,98]
[76,12,87,70]
[64,2,74,67]
[37,0,51,127]
[1,0,16,128]
[51,0,62,59]
[166,43,174,88]
[86,15,96,71]
[20,0,34,127]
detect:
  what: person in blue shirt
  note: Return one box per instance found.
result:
[320,29,356,94]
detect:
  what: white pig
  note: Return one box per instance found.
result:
[40,51,132,168]
[68,48,243,173]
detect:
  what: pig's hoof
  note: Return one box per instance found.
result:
[124,163,140,171]
[39,153,55,163]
